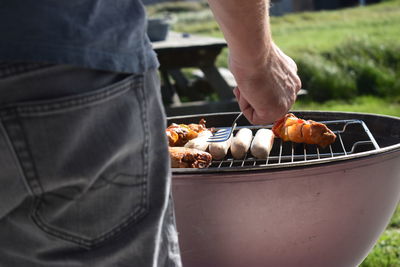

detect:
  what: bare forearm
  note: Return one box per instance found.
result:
[207,0,301,125]
[207,0,272,66]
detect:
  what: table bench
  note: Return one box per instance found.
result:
[152,32,239,116]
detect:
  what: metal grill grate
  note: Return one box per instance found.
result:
[209,119,380,170]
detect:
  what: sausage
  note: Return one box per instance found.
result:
[250,129,275,159]
[230,128,253,159]
[208,132,232,160]
[184,130,213,151]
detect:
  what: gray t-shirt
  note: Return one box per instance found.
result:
[0,0,159,74]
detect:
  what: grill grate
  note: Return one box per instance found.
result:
[209,119,380,170]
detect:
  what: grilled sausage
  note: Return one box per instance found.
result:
[231,128,253,159]
[208,132,232,160]
[184,130,213,151]
[250,129,275,159]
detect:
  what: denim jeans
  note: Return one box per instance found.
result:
[0,63,181,267]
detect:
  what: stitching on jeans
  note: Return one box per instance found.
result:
[0,118,35,197]
[29,76,150,248]
[16,113,45,195]
[15,79,135,116]
[0,110,44,196]
[32,200,147,247]
[135,75,150,221]
[141,75,150,216]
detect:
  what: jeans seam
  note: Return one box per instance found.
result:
[0,110,44,196]
[137,74,150,215]
[31,199,148,248]
[15,77,135,116]
[0,118,35,197]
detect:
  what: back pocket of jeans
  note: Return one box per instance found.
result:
[1,76,149,248]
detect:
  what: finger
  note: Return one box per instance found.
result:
[234,89,257,124]
[280,52,297,72]
[236,87,278,124]
[242,105,257,125]
[233,87,240,100]
[287,71,302,94]
[287,56,298,72]
[235,88,250,112]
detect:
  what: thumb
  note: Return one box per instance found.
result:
[233,87,257,124]
[233,87,240,100]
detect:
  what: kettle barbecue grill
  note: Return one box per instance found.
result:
[169,111,400,267]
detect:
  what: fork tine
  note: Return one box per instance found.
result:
[213,127,231,131]
[208,139,229,143]
[210,135,230,140]
[209,130,233,142]
[208,136,230,142]
[207,112,243,142]
[208,129,231,139]
[208,132,230,138]
[212,130,231,136]
[209,136,230,141]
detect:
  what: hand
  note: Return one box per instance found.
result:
[229,42,302,125]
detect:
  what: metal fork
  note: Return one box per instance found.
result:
[208,112,243,143]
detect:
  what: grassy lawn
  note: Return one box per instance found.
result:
[156,0,400,57]
[153,0,400,63]
[270,1,400,56]
[294,95,400,117]
[147,1,400,265]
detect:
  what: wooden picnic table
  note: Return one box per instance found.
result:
[152,32,238,116]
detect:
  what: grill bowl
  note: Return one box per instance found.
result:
[169,111,400,267]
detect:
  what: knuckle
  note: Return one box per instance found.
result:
[297,79,302,91]
[292,76,302,91]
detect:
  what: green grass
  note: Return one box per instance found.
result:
[361,230,400,267]
[293,96,400,117]
[270,1,400,57]
[389,205,400,229]
[151,0,400,57]
[296,40,400,101]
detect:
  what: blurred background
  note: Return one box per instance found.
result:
[145,0,400,265]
